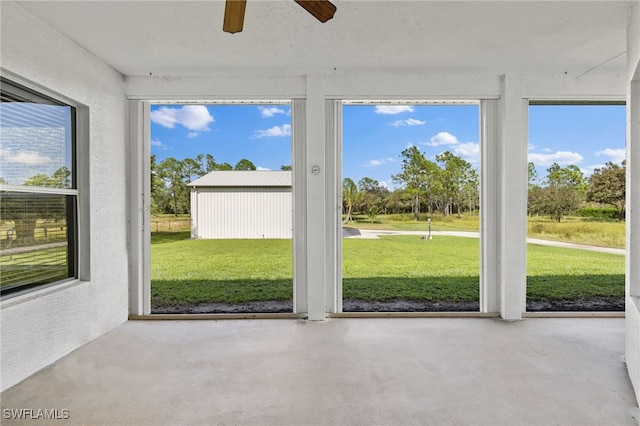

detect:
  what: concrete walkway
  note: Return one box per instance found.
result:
[343,228,625,255]
[1,318,637,425]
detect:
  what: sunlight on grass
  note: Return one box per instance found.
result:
[151,232,624,309]
[526,244,624,300]
[151,232,292,306]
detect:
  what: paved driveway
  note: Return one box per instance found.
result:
[343,228,624,255]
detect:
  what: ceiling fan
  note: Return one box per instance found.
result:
[223,0,337,33]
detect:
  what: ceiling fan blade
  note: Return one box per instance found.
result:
[294,0,337,23]
[223,0,247,34]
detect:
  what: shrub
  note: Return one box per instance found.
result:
[574,208,620,221]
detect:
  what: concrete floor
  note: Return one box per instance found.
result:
[1,318,638,425]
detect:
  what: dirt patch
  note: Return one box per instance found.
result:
[152,301,293,314]
[526,297,624,312]
[343,299,480,312]
[152,297,624,314]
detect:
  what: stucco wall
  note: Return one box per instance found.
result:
[1,2,128,391]
[626,1,640,407]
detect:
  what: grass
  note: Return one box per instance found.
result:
[526,243,623,300]
[151,232,624,307]
[151,232,292,307]
[527,217,625,249]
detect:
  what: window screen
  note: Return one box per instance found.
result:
[0,79,78,296]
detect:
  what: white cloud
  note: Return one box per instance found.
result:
[256,166,271,171]
[528,144,535,151]
[374,105,414,115]
[542,148,552,153]
[187,132,199,139]
[405,142,414,149]
[528,151,583,166]
[452,142,480,164]
[595,148,626,164]
[390,118,426,127]
[258,106,289,118]
[150,105,214,131]
[363,157,395,167]
[254,124,291,138]
[425,131,460,147]
[0,149,52,165]
[151,140,171,150]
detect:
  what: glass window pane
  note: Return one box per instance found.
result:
[0,82,74,188]
[0,192,76,292]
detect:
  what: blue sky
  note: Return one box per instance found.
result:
[150,103,626,188]
[150,104,292,171]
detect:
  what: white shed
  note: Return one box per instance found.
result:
[188,171,292,239]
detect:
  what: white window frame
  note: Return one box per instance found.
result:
[0,71,90,303]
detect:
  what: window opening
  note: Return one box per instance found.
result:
[526,102,626,312]
[341,102,480,312]
[149,103,293,313]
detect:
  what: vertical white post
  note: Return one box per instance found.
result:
[480,100,499,313]
[624,4,640,406]
[498,75,527,320]
[128,100,151,316]
[306,75,327,320]
[324,100,341,313]
[292,99,307,314]
[625,74,640,407]
[627,79,640,300]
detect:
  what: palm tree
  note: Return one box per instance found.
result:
[342,178,358,224]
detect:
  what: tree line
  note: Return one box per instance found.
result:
[151,153,291,215]
[149,147,626,222]
[344,147,479,223]
[528,160,625,222]
[343,146,626,223]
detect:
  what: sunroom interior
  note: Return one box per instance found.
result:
[1,0,640,423]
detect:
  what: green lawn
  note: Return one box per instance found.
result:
[151,232,625,308]
[151,232,292,307]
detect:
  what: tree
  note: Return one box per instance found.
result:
[150,154,168,215]
[280,165,292,171]
[182,158,204,183]
[435,151,475,217]
[217,162,233,171]
[528,163,585,222]
[392,146,430,221]
[157,157,189,216]
[528,162,538,189]
[587,161,626,219]
[196,153,218,173]
[342,178,358,223]
[546,163,586,197]
[357,177,389,214]
[234,159,256,171]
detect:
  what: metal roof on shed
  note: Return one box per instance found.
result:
[188,171,292,187]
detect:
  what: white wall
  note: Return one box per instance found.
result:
[191,187,292,239]
[625,1,640,408]
[1,2,128,391]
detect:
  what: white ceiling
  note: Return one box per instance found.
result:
[15,1,633,77]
